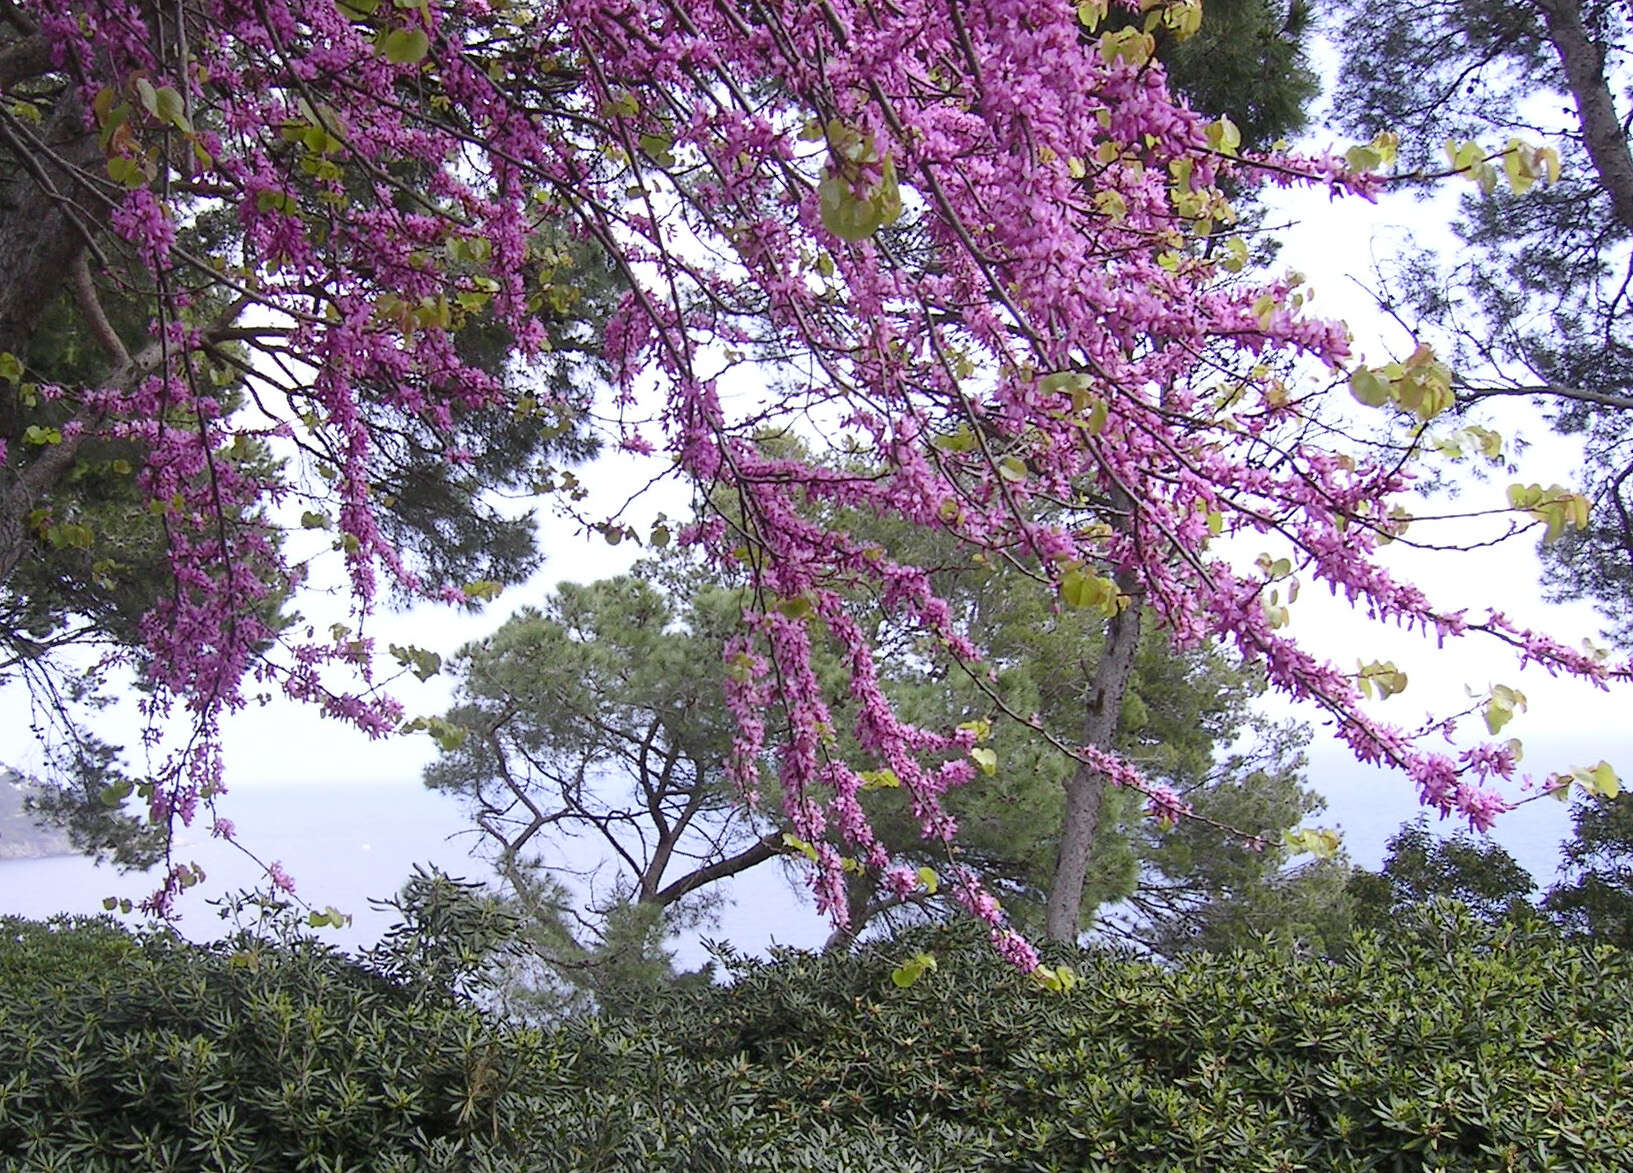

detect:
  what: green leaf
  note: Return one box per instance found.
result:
[819,174,886,243]
[256,188,299,215]
[461,579,502,602]
[858,768,901,791]
[0,352,22,383]
[638,133,675,165]
[875,154,903,227]
[389,643,443,682]
[957,717,992,743]
[1484,684,1526,734]
[1344,145,1382,172]
[1098,26,1154,66]
[1349,367,1390,408]
[970,747,997,776]
[135,78,159,119]
[421,716,467,751]
[152,86,192,133]
[1205,115,1241,157]
[106,155,150,189]
[932,426,978,454]
[46,521,94,549]
[1061,568,1124,616]
[775,594,814,620]
[380,26,430,64]
[1032,963,1079,993]
[99,780,134,807]
[780,833,819,863]
[1283,826,1341,859]
[1357,660,1408,699]
[1574,760,1621,800]
[890,951,937,988]
[1038,369,1081,394]
[1061,568,1103,609]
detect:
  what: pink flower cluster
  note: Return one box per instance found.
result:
[27,0,1630,945]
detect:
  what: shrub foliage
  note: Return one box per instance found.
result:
[2,907,1629,1171]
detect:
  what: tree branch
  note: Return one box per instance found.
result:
[1458,381,1633,413]
[68,251,129,368]
[651,831,784,906]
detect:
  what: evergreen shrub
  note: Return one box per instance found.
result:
[2,905,1629,1171]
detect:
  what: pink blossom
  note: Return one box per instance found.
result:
[266,861,297,896]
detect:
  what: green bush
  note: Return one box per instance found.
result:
[2,904,1629,1171]
[0,915,538,1171]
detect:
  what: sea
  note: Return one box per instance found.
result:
[0,778,830,967]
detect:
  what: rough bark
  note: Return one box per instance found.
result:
[1537,0,1633,234]
[1043,568,1143,942]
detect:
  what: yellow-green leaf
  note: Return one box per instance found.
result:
[1206,115,1241,157]
[858,768,901,791]
[380,26,429,64]
[1348,367,1390,408]
[1575,760,1621,800]
[891,951,937,988]
[1283,826,1341,859]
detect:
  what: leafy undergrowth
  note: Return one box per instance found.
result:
[2,904,1628,1171]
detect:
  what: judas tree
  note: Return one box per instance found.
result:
[1,0,1625,952]
[0,6,612,863]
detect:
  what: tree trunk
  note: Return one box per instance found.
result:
[1043,568,1142,942]
[1537,0,1633,234]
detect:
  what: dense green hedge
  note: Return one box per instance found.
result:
[3,907,1630,1171]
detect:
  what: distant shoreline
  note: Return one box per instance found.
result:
[0,845,81,863]
[1,773,78,862]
